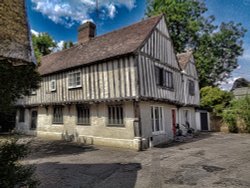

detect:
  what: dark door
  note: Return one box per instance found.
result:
[200,112,208,131]
[30,111,37,130]
[171,109,176,136]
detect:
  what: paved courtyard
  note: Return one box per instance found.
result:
[23,133,250,188]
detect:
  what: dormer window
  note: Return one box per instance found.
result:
[68,72,81,89]
[50,80,56,91]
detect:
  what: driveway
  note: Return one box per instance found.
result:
[23,133,250,188]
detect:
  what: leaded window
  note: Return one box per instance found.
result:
[68,72,81,89]
[189,80,195,96]
[108,105,124,126]
[151,106,164,133]
[77,105,90,125]
[53,106,63,124]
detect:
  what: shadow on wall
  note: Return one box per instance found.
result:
[35,162,142,188]
[29,139,98,159]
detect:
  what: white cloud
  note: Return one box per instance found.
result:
[31,29,39,36]
[31,0,136,27]
[239,46,250,62]
[56,40,65,51]
[220,76,241,91]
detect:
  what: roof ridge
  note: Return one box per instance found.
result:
[41,15,163,60]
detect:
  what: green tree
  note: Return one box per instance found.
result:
[200,86,233,115]
[62,41,74,50]
[0,61,41,113]
[0,139,39,187]
[32,33,57,63]
[147,0,246,87]
[231,96,250,132]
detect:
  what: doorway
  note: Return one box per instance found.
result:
[171,109,177,136]
[200,112,208,131]
[30,110,37,130]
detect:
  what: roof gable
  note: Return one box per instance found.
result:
[139,16,180,70]
[177,52,198,79]
[38,15,163,75]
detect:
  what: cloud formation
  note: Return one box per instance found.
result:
[31,0,136,27]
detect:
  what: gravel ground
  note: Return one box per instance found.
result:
[21,132,250,188]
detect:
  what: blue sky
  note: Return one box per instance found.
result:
[27,0,250,90]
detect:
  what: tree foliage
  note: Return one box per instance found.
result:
[0,60,41,113]
[32,33,57,63]
[223,96,250,133]
[146,0,246,87]
[62,41,74,50]
[0,139,39,187]
[200,86,233,115]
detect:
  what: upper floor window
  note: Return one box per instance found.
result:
[53,106,63,124]
[68,72,81,89]
[77,105,90,125]
[50,80,56,91]
[108,105,124,127]
[188,80,195,96]
[19,108,25,122]
[31,89,37,95]
[151,106,164,133]
[155,66,174,89]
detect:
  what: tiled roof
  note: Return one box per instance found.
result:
[176,51,193,70]
[39,15,163,75]
[233,87,250,97]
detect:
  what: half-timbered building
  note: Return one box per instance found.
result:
[15,15,200,150]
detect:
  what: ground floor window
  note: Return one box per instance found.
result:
[19,108,25,122]
[151,106,164,133]
[77,105,90,125]
[53,106,63,124]
[108,105,124,127]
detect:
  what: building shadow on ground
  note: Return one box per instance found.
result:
[28,140,98,159]
[35,162,141,188]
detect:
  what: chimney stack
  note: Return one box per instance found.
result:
[78,22,96,44]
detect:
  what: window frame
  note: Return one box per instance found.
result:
[151,106,164,134]
[19,108,25,123]
[31,89,37,95]
[107,105,124,127]
[50,79,57,92]
[68,71,82,89]
[76,105,90,125]
[188,80,195,96]
[52,106,64,124]
[155,66,174,90]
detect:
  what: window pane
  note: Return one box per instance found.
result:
[53,107,63,124]
[108,105,124,126]
[77,106,90,125]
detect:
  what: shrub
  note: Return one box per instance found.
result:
[223,110,238,133]
[0,138,39,188]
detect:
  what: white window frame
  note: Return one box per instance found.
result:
[151,106,164,135]
[31,89,37,95]
[68,71,81,89]
[50,80,56,92]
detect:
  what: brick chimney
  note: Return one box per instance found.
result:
[78,21,96,44]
